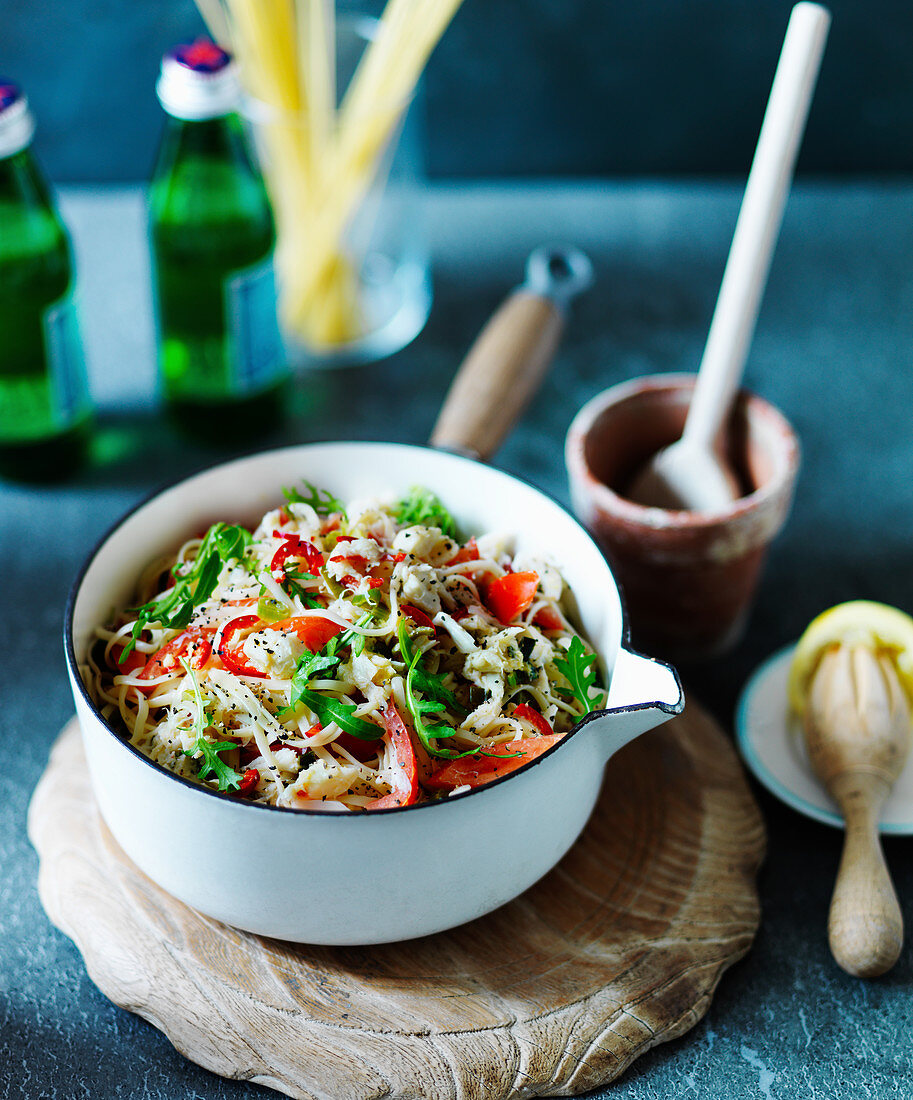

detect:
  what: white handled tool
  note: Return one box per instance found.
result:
[629,3,830,511]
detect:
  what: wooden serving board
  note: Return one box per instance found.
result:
[29,701,764,1100]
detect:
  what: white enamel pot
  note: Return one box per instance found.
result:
[64,252,684,945]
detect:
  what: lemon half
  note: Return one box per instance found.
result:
[788,600,913,716]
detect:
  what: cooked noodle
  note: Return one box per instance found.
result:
[87,485,603,810]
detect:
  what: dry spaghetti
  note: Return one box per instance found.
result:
[196,0,466,348]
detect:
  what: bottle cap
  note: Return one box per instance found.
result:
[156,39,242,121]
[0,82,36,158]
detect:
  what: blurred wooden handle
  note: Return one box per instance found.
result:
[430,292,563,461]
[828,772,904,978]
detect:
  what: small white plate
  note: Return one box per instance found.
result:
[736,644,913,834]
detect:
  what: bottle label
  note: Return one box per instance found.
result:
[225,259,285,395]
[0,291,87,445]
[44,292,89,427]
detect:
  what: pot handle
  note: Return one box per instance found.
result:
[592,648,684,761]
[430,246,592,461]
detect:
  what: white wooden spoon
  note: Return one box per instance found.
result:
[628,2,830,512]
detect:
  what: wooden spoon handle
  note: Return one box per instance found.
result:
[682,2,830,450]
[828,774,903,978]
[430,245,592,461]
[430,291,563,461]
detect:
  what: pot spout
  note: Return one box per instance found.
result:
[594,648,684,759]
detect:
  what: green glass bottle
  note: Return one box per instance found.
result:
[0,82,91,481]
[150,40,288,439]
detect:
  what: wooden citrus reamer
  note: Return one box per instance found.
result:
[803,643,911,977]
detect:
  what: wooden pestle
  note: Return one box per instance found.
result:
[804,643,910,977]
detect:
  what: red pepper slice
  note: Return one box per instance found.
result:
[424,734,564,791]
[365,701,420,809]
[270,532,324,577]
[401,604,435,629]
[485,571,540,624]
[512,703,553,738]
[113,646,146,675]
[237,767,259,796]
[448,537,480,565]
[128,627,216,693]
[218,614,344,677]
[216,615,267,677]
[534,606,564,632]
[267,615,343,653]
[339,570,380,591]
[338,554,369,572]
[334,731,383,763]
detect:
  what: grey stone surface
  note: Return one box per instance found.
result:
[2,182,913,1098]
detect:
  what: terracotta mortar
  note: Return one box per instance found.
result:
[565,373,800,661]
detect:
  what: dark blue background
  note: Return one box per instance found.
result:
[2,0,910,182]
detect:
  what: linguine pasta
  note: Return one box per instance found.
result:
[87,484,604,811]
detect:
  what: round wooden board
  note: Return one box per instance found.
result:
[29,700,764,1100]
